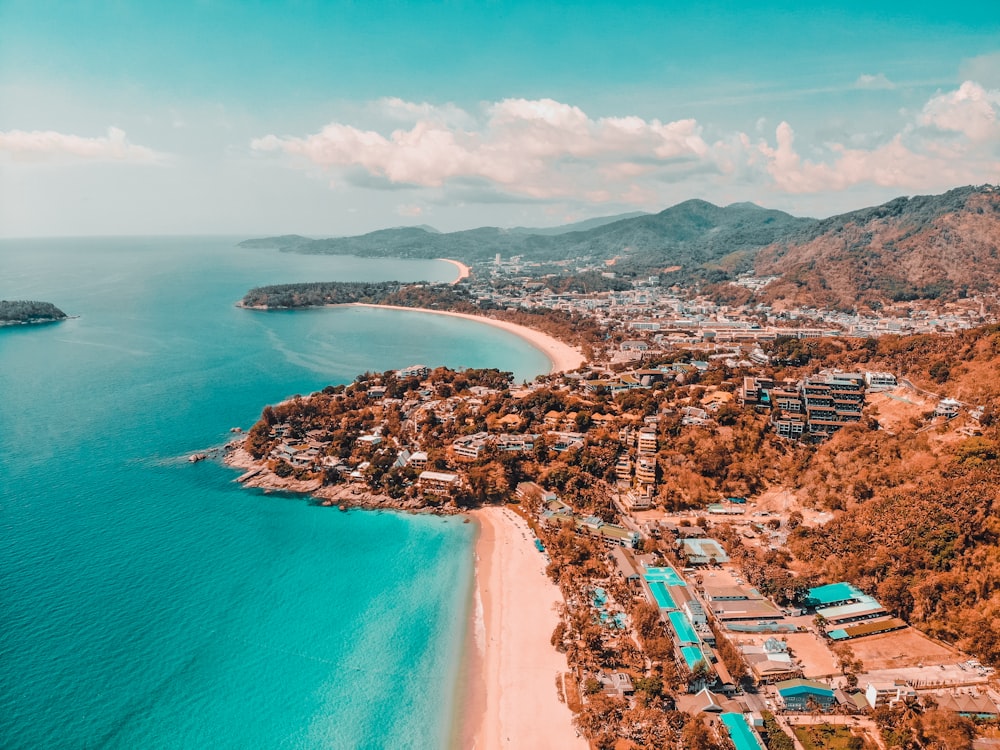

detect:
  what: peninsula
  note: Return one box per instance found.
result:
[0,300,68,327]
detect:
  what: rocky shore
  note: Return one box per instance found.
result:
[222,441,464,514]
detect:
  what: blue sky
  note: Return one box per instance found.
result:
[1,1,998,236]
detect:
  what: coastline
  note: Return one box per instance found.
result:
[462,507,585,750]
[439,257,471,285]
[351,303,585,374]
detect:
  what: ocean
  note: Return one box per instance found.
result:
[0,237,551,749]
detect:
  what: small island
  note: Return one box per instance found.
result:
[0,300,68,327]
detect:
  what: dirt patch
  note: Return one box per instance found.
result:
[783,632,842,679]
[847,627,961,670]
[868,388,934,432]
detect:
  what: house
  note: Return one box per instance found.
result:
[777,679,836,711]
[598,671,635,698]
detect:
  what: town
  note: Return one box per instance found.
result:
[227,296,998,750]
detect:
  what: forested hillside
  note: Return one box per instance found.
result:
[756,185,1000,310]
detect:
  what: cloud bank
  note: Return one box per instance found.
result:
[0,127,166,164]
[252,84,1000,207]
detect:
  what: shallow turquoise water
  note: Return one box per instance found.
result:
[0,237,549,749]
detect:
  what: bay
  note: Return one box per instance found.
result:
[0,237,549,749]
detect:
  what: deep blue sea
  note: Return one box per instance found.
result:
[0,237,550,749]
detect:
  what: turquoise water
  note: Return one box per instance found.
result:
[0,237,550,749]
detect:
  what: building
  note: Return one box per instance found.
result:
[452,432,490,459]
[777,679,836,712]
[720,712,766,750]
[395,364,430,379]
[865,371,897,390]
[636,426,658,454]
[935,398,961,418]
[635,456,657,485]
[865,680,916,708]
[417,470,460,497]
[933,692,1000,720]
[679,538,730,565]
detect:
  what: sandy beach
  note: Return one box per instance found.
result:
[464,507,585,750]
[439,257,471,284]
[352,303,585,373]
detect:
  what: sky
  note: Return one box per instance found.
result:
[1,0,999,237]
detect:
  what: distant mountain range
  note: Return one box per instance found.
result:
[242,184,1000,309]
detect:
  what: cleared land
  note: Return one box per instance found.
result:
[847,627,961,670]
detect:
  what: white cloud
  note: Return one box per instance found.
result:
[0,127,166,163]
[919,81,1000,142]
[254,86,1000,208]
[855,73,896,90]
[251,97,714,203]
[756,81,1000,195]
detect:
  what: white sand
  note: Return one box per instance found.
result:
[351,304,585,373]
[465,507,585,750]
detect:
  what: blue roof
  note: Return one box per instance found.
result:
[721,713,764,750]
[668,611,700,645]
[805,582,865,606]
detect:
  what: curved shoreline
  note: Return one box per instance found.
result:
[438,257,471,285]
[350,303,585,374]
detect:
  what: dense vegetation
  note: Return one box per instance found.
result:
[241,281,409,308]
[0,300,67,324]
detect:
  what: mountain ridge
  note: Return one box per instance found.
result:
[241,185,1000,308]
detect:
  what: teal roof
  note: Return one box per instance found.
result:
[829,629,848,640]
[721,713,764,750]
[777,679,834,698]
[682,645,707,671]
[805,582,865,606]
[643,566,686,586]
[648,581,677,610]
[668,611,699,645]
